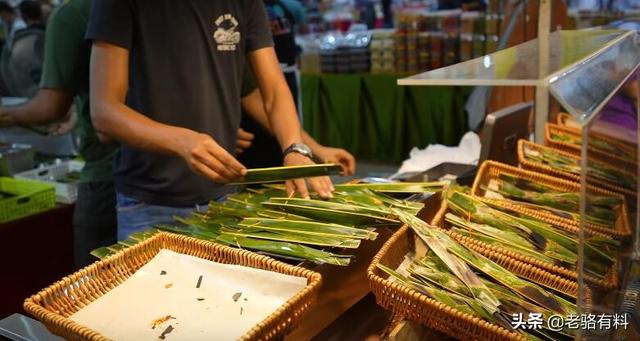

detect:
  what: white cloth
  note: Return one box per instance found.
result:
[393,131,481,176]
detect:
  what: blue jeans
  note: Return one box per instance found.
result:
[116,192,208,241]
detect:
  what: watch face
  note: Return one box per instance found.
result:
[294,143,312,154]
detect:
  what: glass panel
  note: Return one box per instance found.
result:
[549,31,640,123]
[579,71,639,340]
[398,30,625,86]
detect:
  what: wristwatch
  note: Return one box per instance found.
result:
[282,143,314,160]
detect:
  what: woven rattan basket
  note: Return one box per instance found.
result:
[517,140,636,199]
[556,112,574,127]
[556,113,636,150]
[368,225,584,341]
[431,199,618,290]
[24,232,322,341]
[471,161,631,240]
[544,123,636,171]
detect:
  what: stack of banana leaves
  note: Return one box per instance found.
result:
[549,130,636,161]
[92,182,440,266]
[381,210,578,341]
[482,174,623,229]
[445,191,619,280]
[523,144,637,191]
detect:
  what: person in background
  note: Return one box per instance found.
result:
[38,0,53,22]
[238,69,356,174]
[239,0,306,169]
[600,71,638,136]
[0,1,26,44]
[381,0,392,28]
[87,0,336,240]
[0,0,117,268]
[264,0,304,107]
[17,0,43,30]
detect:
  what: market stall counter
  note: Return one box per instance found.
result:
[0,204,74,319]
[286,227,394,340]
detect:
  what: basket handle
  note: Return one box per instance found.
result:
[16,197,31,205]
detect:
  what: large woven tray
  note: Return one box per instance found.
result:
[24,232,322,341]
[517,140,636,199]
[544,123,636,171]
[471,160,631,240]
[368,225,583,341]
[431,199,619,290]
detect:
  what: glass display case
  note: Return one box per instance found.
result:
[399,29,640,339]
[398,29,633,142]
[548,32,640,338]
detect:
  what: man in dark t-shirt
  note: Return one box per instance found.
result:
[86,0,335,239]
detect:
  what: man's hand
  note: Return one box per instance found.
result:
[48,110,78,135]
[284,152,334,200]
[236,128,255,155]
[0,108,14,127]
[178,130,247,183]
[313,145,356,176]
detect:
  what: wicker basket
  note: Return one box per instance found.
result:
[544,123,636,171]
[471,161,631,240]
[517,140,636,199]
[368,226,583,341]
[24,232,322,341]
[431,199,618,290]
[556,112,574,127]
[556,114,636,149]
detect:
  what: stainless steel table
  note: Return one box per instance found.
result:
[0,314,62,341]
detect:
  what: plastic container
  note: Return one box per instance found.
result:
[15,160,84,204]
[0,143,34,176]
[0,177,55,223]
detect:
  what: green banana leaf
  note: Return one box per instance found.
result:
[394,208,569,315]
[216,234,352,266]
[334,182,446,194]
[239,218,378,240]
[262,201,400,226]
[232,163,342,184]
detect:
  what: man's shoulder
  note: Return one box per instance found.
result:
[49,0,90,26]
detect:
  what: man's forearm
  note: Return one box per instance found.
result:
[242,88,320,152]
[0,89,73,126]
[301,130,321,151]
[91,99,195,157]
[264,92,302,150]
[90,42,195,157]
[248,48,303,150]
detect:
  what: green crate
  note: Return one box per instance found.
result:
[0,177,56,223]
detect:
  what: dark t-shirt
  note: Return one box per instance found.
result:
[86,0,273,206]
